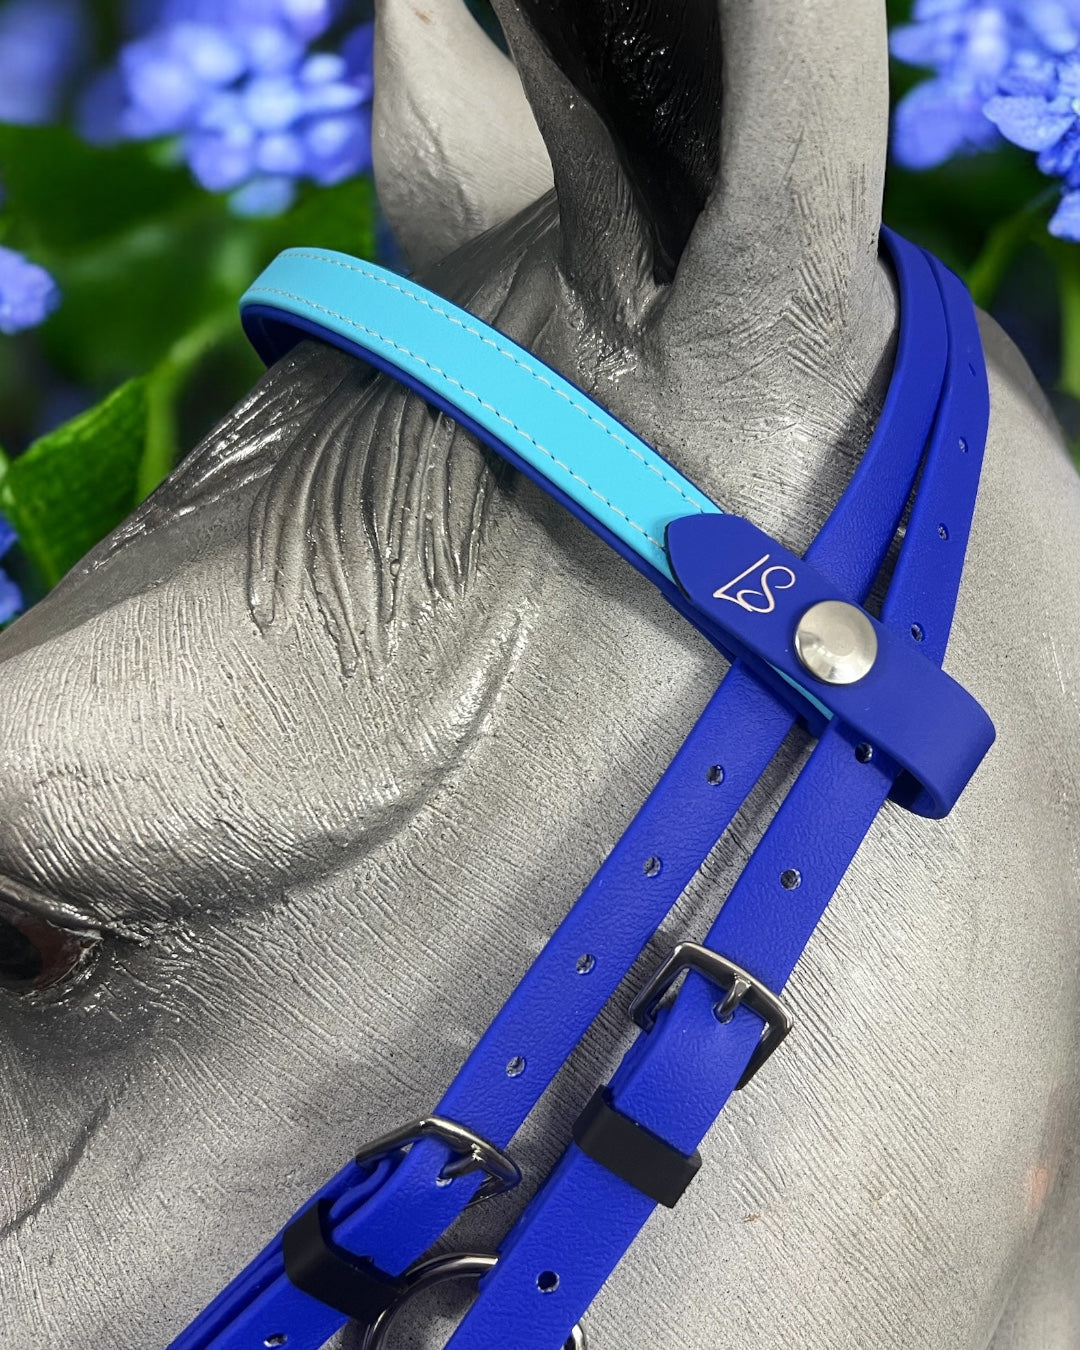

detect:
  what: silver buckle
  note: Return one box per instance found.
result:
[629,941,793,1088]
[363,1253,587,1350]
[354,1116,520,1203]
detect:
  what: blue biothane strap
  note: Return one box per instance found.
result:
[170,232,989,1350]
[441,253,989,1350]
[240,248,716,587]
[664,513,993,817]
[240,240,984,815]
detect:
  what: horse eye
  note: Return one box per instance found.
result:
[0,896,97,994]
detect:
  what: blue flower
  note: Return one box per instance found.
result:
[0,0,88,126]
[84,1,374,215]
[891,0,1080,239]
[890,1,1073,167]
[0,512,22,626]
[985,54,1080,235]
[0,244,61,335]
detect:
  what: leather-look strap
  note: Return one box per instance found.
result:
[170,232,987,1350]
[241,250,716,586]
[441,253,988,1350]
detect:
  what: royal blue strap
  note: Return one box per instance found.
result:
[665,513,993,816]
[240,241,984,815]
[171,232,986,1350]
[441,253,988,1350]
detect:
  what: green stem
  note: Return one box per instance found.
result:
[1057,247,1080,404]
[137,307,236,501]
[964,190,1056,311]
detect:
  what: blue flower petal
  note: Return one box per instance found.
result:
[228,174,296,216]
[0,567,23,626]
[984,93,1077,150]
[0,245,61,335]
[0,0,87,126]
[893,79,1000,168]
[1049,187,1080,238]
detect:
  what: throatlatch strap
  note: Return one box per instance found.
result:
[169,232,989,1350]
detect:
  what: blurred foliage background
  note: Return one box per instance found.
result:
[0,0,1074,623]
[883,0,1078,423]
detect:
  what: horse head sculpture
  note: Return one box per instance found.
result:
[2,2,1079,1346]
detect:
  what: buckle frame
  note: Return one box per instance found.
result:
[354,1115,520,1202]
[629,941,793,1088]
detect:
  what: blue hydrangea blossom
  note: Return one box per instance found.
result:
[0,0,88,125]
[84,0,374,216]
[0,513,22,625]
[892,0,1080,238]
[0,243,60,335]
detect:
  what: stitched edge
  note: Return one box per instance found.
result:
[260,249,711,514]
[248,281,679,557]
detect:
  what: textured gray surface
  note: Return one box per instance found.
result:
[1,2,1079,1347]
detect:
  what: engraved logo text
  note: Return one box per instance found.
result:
[712,553,797,615]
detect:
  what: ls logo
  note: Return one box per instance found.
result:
[713,553,797,615]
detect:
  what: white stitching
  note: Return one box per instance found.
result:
[250,278,694,554]
[262,249,708,516]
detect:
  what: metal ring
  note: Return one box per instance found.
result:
[363,1252,586,1350]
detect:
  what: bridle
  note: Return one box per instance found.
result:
[167,226,992,1349]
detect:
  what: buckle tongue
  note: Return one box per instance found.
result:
[629,941,793,1088]
[354,1115,520,1202]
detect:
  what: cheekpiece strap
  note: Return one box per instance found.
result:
[168,229,991,1350]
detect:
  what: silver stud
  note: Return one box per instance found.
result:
[793,600,877,685]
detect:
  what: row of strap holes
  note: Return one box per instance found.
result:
[505,952,598,1076]
[639,766,724,888]
[513,447,958,1162]
[267,753,741,1343]
[488,640,920,1321]
[513,764,814,1078]
[301,704,870,1339]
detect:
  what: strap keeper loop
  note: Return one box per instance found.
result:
[282,1199,406,1323]
[571,1086,701,1208]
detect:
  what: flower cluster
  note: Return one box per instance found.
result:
[0,242,60,336]
[86,0,374,216]
[891,0,1080,238]
[0,513,22,624]
[0,0,87,125]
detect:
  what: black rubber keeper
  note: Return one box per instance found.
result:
[282,1199,406,1323]
[572,1086,702,1208]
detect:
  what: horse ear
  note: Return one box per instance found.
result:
[492,0,722,304]
[372,0,553,269]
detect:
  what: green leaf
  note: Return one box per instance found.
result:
[0,123,198,254]
[0,378,147,587]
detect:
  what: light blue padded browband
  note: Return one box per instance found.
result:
[169,229,992,1350]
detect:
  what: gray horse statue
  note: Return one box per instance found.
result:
[2,1,1079,1346]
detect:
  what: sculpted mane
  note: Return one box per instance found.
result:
[94,200,560,675]
[3,2,1080,1348]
